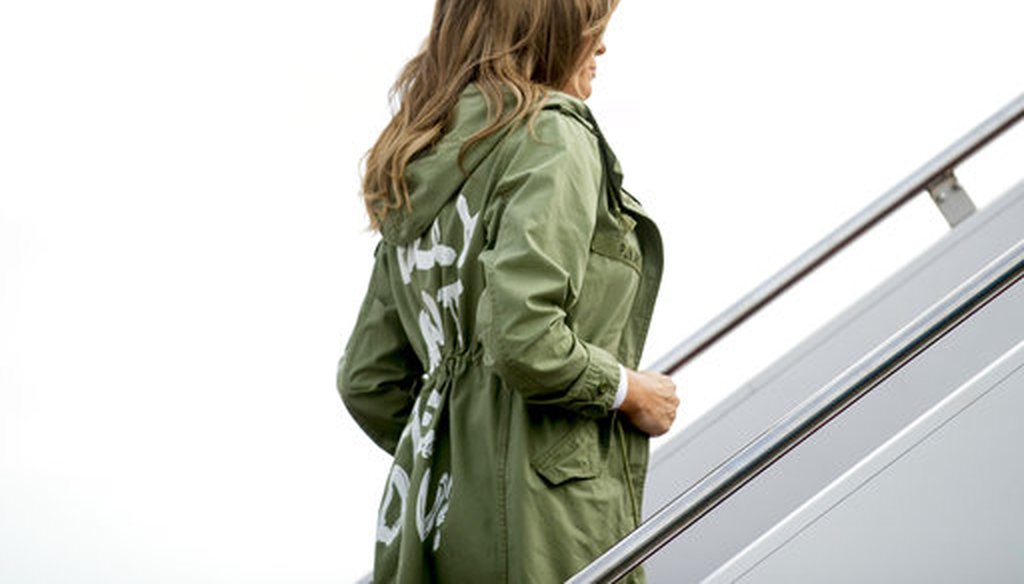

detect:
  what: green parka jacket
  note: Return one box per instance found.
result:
[338,85,663,583]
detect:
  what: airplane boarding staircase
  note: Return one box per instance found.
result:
[570,93,1024,583]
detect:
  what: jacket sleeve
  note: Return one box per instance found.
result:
[337,242,422,455]
[477,111,621,418]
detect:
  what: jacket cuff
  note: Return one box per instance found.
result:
[612,364,629,409]
[577,344,623,417]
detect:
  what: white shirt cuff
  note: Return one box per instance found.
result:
[612,364,629,409]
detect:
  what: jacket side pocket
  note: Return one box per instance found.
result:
[530,420,601,486]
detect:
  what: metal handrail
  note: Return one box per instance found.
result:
[647,93,1024,375]
[570,237,1024,583]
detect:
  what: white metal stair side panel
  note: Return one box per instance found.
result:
[707,338,1024,584]
[644,265,1024,583]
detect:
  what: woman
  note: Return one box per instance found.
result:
[338,0,679,581]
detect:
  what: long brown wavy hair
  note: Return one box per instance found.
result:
[362,0,617,228]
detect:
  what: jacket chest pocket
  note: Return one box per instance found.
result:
[589,213,642,274]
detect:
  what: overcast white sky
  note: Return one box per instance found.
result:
[2,1,1021,582]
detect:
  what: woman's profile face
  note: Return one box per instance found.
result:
[563,40,607,101]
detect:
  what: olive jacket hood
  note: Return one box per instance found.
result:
[378,88,513,247]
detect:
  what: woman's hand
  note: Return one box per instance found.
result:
[619,369,679,437]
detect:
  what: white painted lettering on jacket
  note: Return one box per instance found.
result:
[397,221,456,284]
[381,193,478,555]
[436,280,465,348]
[376,465,410,546]
[396,194,477,283]
[418,291,445,373]
[455,194,479,269]
[415,467,453,551]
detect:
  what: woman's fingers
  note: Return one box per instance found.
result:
[620,369,679,436]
